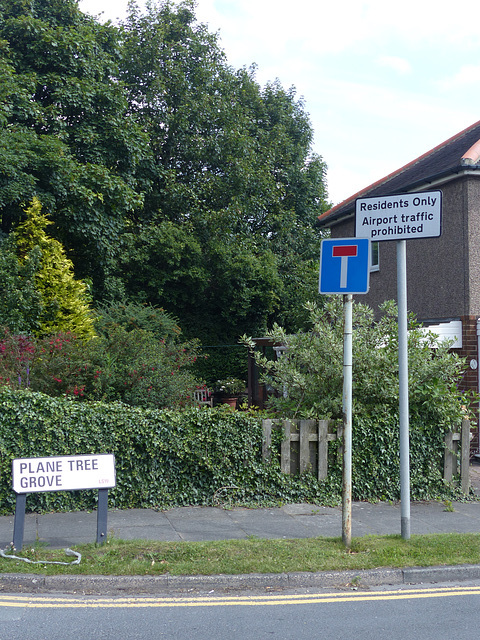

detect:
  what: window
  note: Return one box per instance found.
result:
[370,241,379,271]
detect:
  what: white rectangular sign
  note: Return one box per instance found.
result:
[12,454,116,494]
[355,190,442,241]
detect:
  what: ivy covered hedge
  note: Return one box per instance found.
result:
[352,409,449,502]
[0,388,338,514]
[0,387,464,515]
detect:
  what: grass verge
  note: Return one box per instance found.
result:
[1,533,480,576]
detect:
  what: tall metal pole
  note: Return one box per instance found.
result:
[397,240,411,540]
[342,293,353,548]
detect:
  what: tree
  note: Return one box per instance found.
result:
[0,235,43,335]
[119,2,328,236]
[13,198,96,338]
[244,299,473,500]
[116,1,329,379]
[0,0,147,293]
[0,0,330,382]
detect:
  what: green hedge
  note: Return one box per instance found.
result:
[352,409,449,502]
[0,388,338,514]
[0,388,463,515]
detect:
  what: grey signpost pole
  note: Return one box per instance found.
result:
[397,240,411,539]
[319,238,369,549]
[355,190,441,541]
[342,293,353,548]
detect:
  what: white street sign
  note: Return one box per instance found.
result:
[12,454,116,494]
[355,190,442,241]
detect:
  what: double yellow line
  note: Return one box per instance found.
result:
[1,585,480,608]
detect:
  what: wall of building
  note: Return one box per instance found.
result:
[466,177,480,316]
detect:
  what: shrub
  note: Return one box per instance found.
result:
[0,388,339,514]
[0,325,203,409]
[243,298,474,501]
[79,325,202,408]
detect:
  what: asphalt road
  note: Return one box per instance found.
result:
[1,583,480,640]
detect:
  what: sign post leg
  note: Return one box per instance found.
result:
[96,489,109,545]
[397,240,411,540]
[342,294,353,548]
[12,493,26,551]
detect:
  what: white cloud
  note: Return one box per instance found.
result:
[78,0,480,203]
[195,0,480,58]
[376,56,411,75]
[438,65,480,90]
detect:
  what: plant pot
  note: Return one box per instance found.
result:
[218,396,238,409]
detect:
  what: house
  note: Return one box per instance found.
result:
[317,119,480,454]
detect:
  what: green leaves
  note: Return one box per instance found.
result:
[13,198,96,339]
[115,1,328,363]
[0,0,329,368]
[0,0,147,290]
[246,298,473,501]
[0,389,338,513]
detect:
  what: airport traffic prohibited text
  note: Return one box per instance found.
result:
[355,190,442,241]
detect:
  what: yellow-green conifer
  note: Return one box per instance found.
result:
[14,198,96,339]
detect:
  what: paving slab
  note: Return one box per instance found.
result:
[0,513,38,549]
[36,511,98,547]
[0,497,478,550]
[409,501,480,534]
[164,506,247,541]
[107,509,182,542]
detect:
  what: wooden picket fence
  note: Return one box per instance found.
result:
[261,419,340,481]
[444,418,471,494]
[262,417,471,494]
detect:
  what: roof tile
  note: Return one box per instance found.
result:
[319,119,480,226]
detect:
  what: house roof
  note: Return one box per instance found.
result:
[318,119,480,227]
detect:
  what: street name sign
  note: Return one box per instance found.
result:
[355,190,442,241]
[12,453,116,494]
[319,238,370,294]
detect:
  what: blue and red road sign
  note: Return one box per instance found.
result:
[319,238,370,294]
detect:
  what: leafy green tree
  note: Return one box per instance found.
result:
[117,1,329,378]
[0,0,329,380]
[245,298,469,422]
[0,0,147,292]
[119,1,327,235]
[14,198,96,338]
[0,235,43,334]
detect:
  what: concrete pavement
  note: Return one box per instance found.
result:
[1,497,480,594]
[2,499,480,549]
[1,462,480,594]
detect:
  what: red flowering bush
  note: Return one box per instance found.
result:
[80,325,203,408]
[0,325,203,409]
[0,329,36,389]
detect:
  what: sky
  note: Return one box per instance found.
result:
[79,0,480,206]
